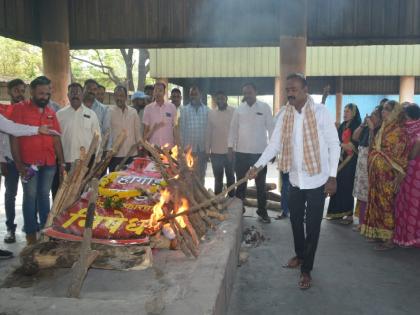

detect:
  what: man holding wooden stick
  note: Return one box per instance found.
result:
[248,73,340,290]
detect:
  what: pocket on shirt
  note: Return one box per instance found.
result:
[83,120,93,132]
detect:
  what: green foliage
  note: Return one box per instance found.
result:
[70,49,127,89]
[0,37,42,80]
[0,36,151,91]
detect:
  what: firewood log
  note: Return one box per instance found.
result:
[245,188,282,202]
[243,199,282,212]
[67,179,99,298]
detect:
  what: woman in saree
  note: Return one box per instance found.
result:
[326,103,361,223]
[393,104,420,248]
[361,100,410,250]
[351,106,383,231]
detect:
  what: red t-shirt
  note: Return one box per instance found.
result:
[10,100,61,166]
[0,103,13,119]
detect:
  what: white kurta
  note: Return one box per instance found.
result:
[255,102,341,189]
[57,105,101,163]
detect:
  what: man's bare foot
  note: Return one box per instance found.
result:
[282,256,303,268]
[298,272,312,290]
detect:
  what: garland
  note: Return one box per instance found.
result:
[98,172,168,199]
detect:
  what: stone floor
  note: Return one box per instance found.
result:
[228,207,420,315]
[1,163,420,314]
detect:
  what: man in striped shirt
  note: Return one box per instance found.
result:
[179,86,209,185]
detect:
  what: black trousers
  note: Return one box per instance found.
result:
[210,153,235,197]
[234,152,267,214]
[289,184,326,273]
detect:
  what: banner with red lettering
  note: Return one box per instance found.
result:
[44,158,166,245]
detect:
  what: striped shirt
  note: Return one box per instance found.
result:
[179,103,209,152]
[91,99,112,150]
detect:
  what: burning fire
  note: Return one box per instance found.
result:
[175,198,188,228]
[148,189,170,228]
[185,147,194,168]
[171,145,178,160]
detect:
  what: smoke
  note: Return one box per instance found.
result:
[188,0,282,46]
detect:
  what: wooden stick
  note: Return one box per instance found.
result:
[159,167,262,222]
[67,179,99,298]
[93,130,127,177]
[246,188,282,203]
[115,138,144,171]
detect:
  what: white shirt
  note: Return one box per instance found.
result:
[0,113,39,162]
[228,100,274,154]
[255,102,341,189]
[109,105,141,158]
[57,105,101,163]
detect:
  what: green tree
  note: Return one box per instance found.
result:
[70,48,151,92]
[0,37,42,80]
[0,36,151,91]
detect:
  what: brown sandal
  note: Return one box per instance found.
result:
[283,256,303,269]
[298,272,312,290]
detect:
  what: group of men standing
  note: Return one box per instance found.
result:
[0,77,275,248]
[1,74,341,291]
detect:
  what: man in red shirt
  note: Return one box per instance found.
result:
[10,76,65,245]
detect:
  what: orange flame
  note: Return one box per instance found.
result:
[148,189,170,228]
[185,148,194,168]
[171,145,178,160]
[175,198,188,228]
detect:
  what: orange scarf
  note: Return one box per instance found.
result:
[280,95,321,176]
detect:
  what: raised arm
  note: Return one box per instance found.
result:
[0,113,39,137]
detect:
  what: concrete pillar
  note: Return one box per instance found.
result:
[273,77,281,114]
[156,78,169,101]
[399,76,415,103]
[279,37,307,107]
[279,0,307,107]
[278,0,307,191]
[40,0,70,107]
[335,77,343,124]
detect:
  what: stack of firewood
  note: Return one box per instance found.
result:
[44,130,127,232]
[244,184,282,212]
[137,129,229,258]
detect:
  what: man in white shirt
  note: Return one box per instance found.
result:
[248,73,340,290]
[83,79,112,150]
[228,83,274,223]
[57,83,101,168]
[108,85,141,172]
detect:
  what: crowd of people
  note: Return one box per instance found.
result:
[0,75,273,259]
[0,73,418,290]
[323,98,420,251]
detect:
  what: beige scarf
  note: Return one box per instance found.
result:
[280,95,321,175]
